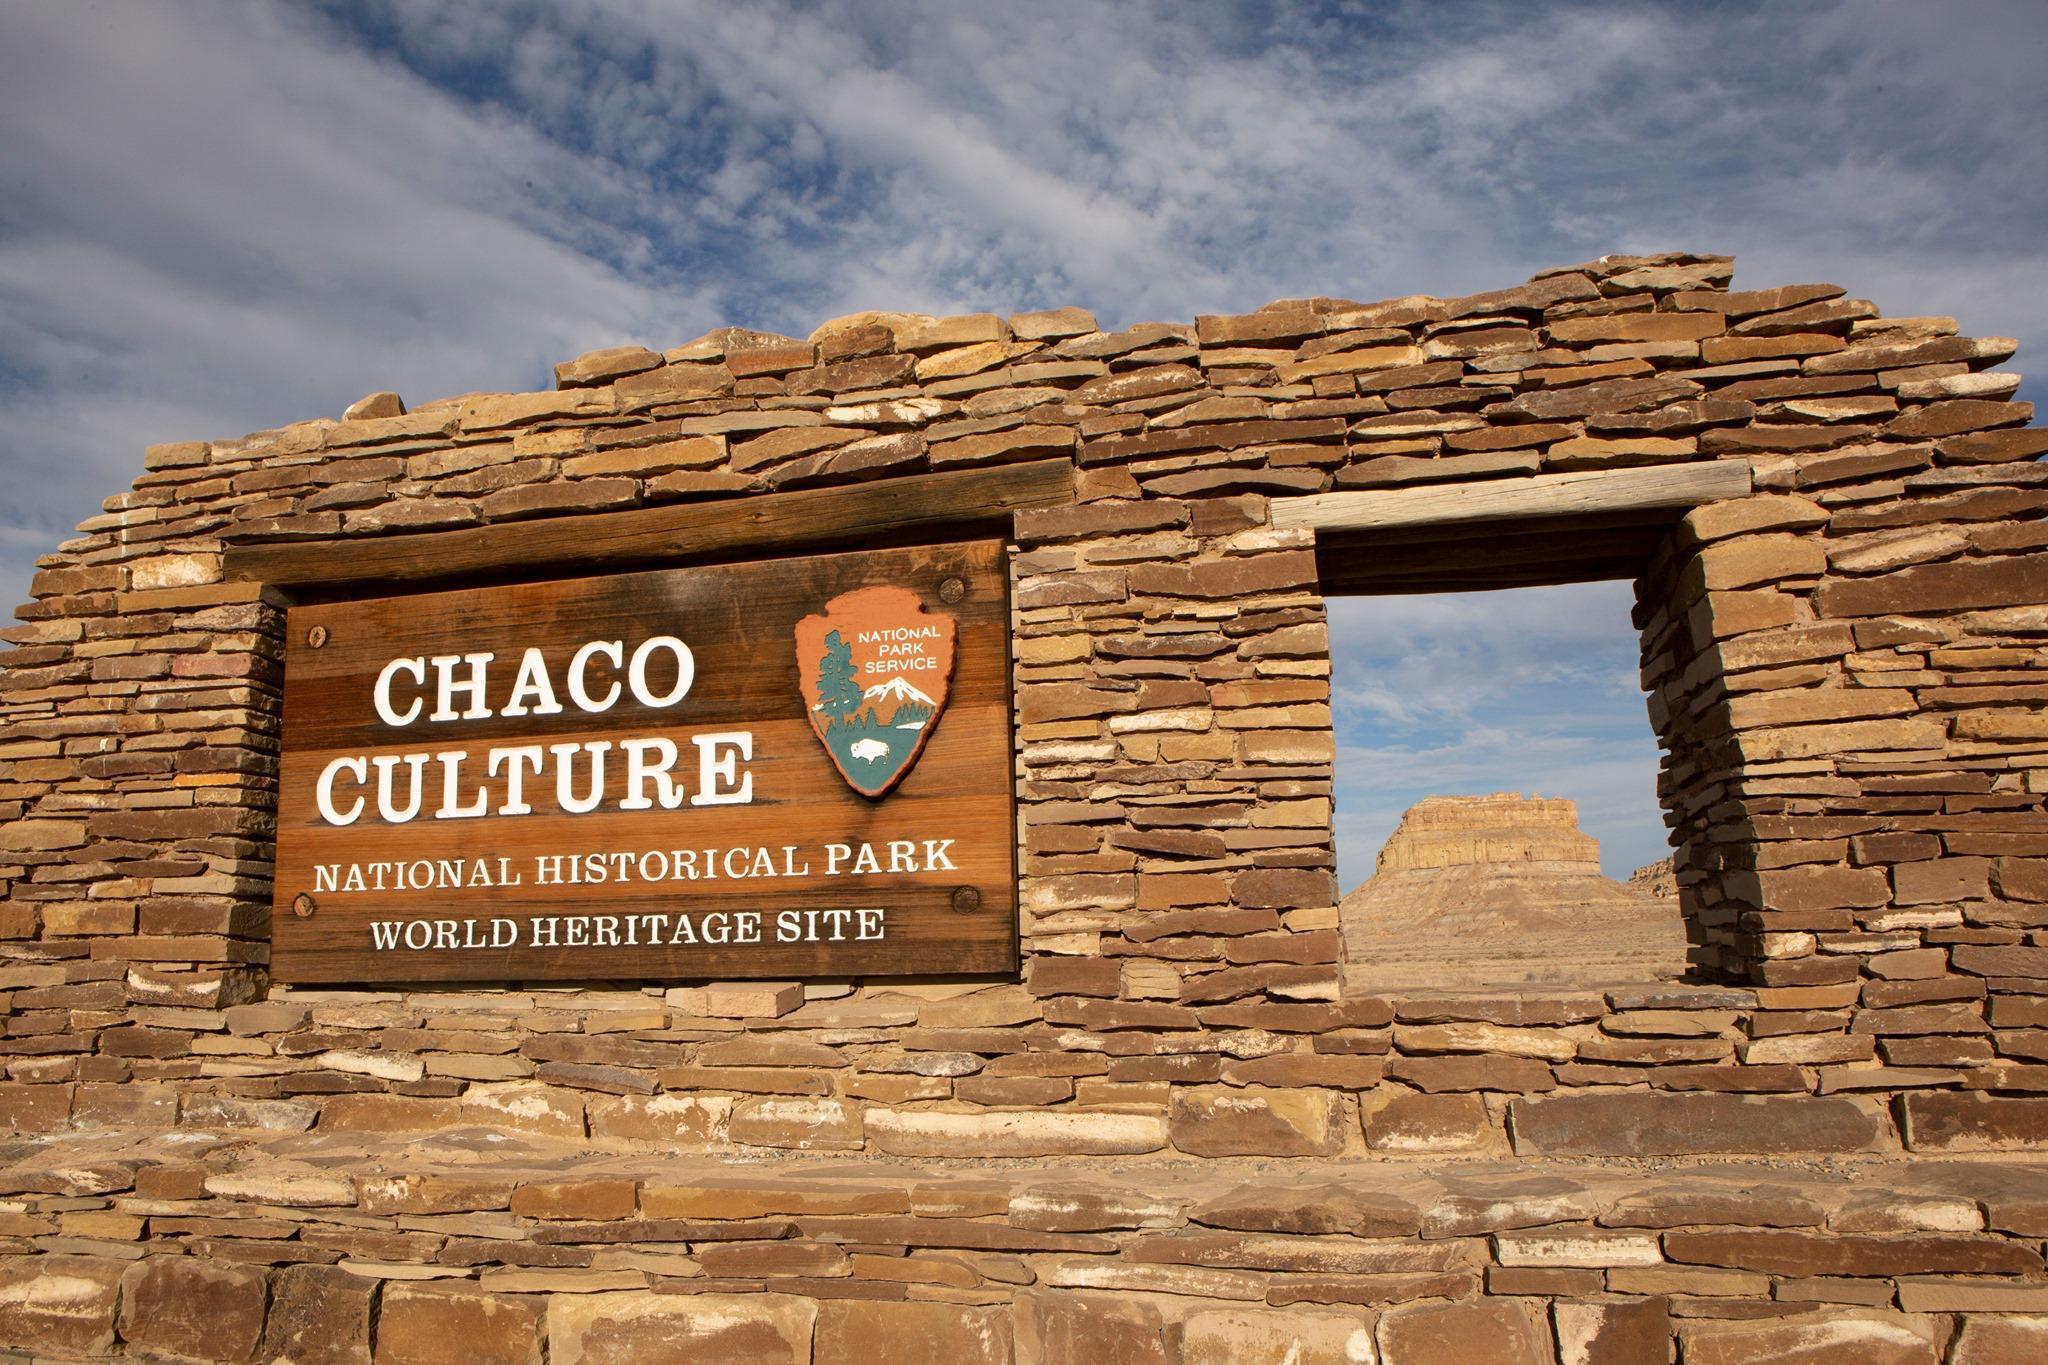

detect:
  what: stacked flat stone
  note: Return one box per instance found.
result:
[0,1135,2044,1361]
[0,250,2045,1359]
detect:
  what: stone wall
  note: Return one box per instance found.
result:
[1,250,2046,1359]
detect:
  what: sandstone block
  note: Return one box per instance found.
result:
[788,352,917,396]
[120,1256,268,1362]
[549,1292,814,1365]
[816,1300,1009,1365]
[1937,426,2048,463]
[510,1179,637,1221]
[554,346,660,386]
[1723,687,1914,728]
[1509,1092,1886,1155]
[1950,1314,2048,1364]
[460,1082,585,1139]
[1190,1182,1424,1238]
[1029,956,1124,998]
[1125,552,1320,600]
[1233,867,1336,909]
[1552,1297,1672,1365]
[1386,1055,1554,1093]
[1010,1184,1182,1233]
[1495,1230,1663,1268]
[1363,1090,1494,1152]
[1997,857,2048,901]
[1378,1297,1551,1365]
[1398,1022,1576,1061]
[1734,715,1945,762]
[0,1255,124,1356]
[183,1096,319,1137]
[1896,1278,2048,1312]
[1015,500,1185,543]
[1739,864,1891,913]
[1015,1290,1168,1365]
[1679,1311,1938,1365]
[264,1264,376,1365]
[1900,1092,2048,1151]
[1815,550,2048,618]
[1693,534,1827,590]
[730,1096,864,1150]
[1667,1228,2038,1277]
[1179,1307,1376,1365]
[1169,1086,1344,1156]
[206,1167,358,1206]
[667,981,803,1017]
[866,1108,1168,1157]
[1885,397,2030,438]
[1892,857,1991,905]
[1011,306,1098,340]
[129,551,221,591]
[586,1093,732,1145]
[479,477,637,519]
[0,818,86,851]
[1551,312,1724,343]
[613,360,733,403]
[0,1083,70,1133]
[377,1284,544,1365]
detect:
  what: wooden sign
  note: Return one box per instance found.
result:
[269,541,1016,983]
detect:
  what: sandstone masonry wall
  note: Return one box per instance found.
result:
[1,251,2045,1360]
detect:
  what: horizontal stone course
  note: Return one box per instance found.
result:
[0,1139,2041,1360]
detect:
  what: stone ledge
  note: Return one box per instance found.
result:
[2,1130,2047,1359]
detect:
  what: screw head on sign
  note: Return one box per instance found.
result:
[939,577,966,604]
[950,886,981,914]
[292,893,316,919]
[306,625,328,648]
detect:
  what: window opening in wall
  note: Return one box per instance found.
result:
[1327,580,1686,995]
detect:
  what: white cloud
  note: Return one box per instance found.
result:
[0,0,702,602]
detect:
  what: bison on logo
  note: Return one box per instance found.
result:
[794,586,956,798]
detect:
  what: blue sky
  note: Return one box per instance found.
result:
[3,1,2043,886]
[1329,582,1664,885]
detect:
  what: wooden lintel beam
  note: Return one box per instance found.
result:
[1314,523,1669,596]
[223,459,1075,591]
[1270,461,1754,535]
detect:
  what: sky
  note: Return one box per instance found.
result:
[3,1,2043,885]
[1328,582,1664,886]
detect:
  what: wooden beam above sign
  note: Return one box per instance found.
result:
[224,459,1074,592]
[1269,461,1753,535]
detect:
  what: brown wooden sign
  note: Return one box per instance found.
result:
[270,541,1016,983]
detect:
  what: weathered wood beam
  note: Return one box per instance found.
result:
[224,459,1075,591]
[1314,523,1669,596]
[1270,461,1753,535]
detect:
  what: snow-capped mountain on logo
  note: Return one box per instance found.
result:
[863,676,935,708]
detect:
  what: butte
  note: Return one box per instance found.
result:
[1341,792,1688,994]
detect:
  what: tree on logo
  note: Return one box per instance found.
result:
[815,630,864,723]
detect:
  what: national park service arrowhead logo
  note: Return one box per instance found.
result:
[795,586,956,798]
